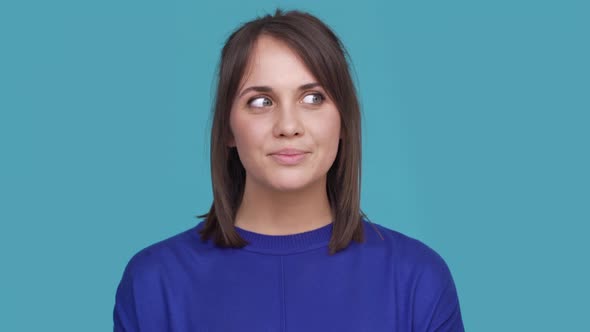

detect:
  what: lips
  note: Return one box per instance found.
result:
[269,148,308,156]
[269,148,309,165]
[270,153,308,165]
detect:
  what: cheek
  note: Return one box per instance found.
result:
[316,110,341,147]
[230,110,251,145]
[230,113,267,162]
[327,112,342,160]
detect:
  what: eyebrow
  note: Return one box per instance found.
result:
[237,82,322,99]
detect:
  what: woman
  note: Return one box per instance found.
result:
[114,8,464,332]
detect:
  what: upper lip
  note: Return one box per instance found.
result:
[269,148,309,155]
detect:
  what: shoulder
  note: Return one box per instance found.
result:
[361,219,454,284]
[362,219,463,325]
[120,223,206,280]
[114,225,204,329]
[361,220,464,330]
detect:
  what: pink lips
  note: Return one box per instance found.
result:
[269,148,309,166]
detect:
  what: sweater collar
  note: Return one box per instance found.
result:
[233,221,333,254]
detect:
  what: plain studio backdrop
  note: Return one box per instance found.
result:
[0,0,588,331]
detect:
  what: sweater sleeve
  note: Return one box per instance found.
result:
[421,274,464,331]
[410,245,465,332]
[113,249,170,332]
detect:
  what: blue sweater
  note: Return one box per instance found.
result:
[113,219,464,331]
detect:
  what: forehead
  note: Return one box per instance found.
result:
[239,35,318,89]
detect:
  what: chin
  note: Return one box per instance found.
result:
[268,182,309,192]
[266,177,315,192]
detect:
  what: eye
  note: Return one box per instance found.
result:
[247,96,273,108]
[302,93,325,105]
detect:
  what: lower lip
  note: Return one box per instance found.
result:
[270,153,308,165]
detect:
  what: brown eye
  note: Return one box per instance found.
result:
[248,97,273,108]
[302,93,325,105]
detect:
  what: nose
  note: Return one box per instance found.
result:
[272,103,304,138]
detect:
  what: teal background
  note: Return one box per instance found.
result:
[1,0,588,330]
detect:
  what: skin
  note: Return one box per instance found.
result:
[228,34,342,235]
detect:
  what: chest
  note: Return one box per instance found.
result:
[161,253,412,331]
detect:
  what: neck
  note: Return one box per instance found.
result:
[234,175,334,235]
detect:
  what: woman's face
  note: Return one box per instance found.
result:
[229,34,341,193]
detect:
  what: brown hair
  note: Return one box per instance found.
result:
[196,8,368,255]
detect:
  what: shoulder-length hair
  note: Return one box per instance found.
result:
[197,8,367,255]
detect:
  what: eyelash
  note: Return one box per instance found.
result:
[246,92,326,109]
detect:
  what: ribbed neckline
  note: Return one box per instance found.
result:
[233,222,333,254]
